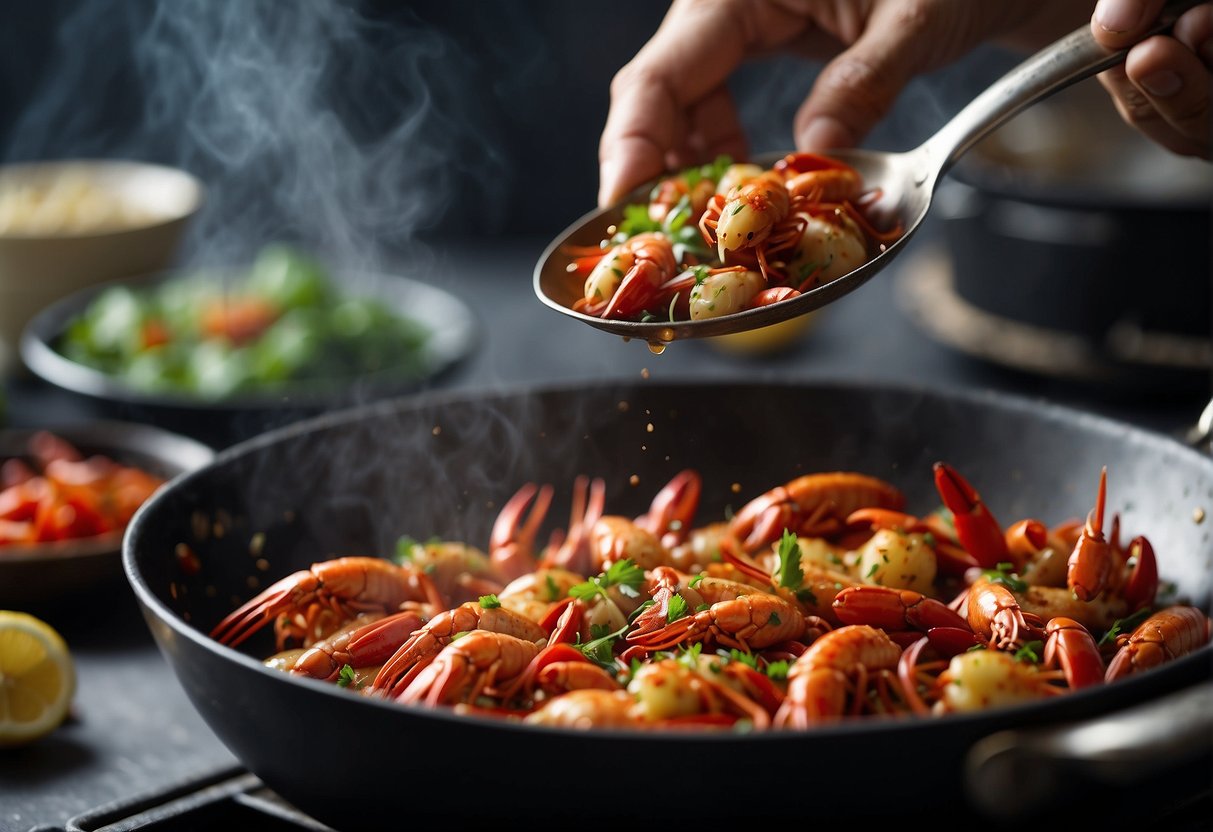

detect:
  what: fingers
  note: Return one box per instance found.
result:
[792,2,952,152]
[1094,4,1212,157]
[1090,0,1166,45]
[597,1,750,207]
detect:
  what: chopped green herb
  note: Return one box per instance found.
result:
[1099,607,1153,647]
[728,649,758,669]
[765,660,790,681]
[677,642,703,670]
[731,203,744,216]
[569,558,643,603]
[982,562,1027,594]
[777,529,804,591]
[580,624,628,668]
[628,599,657,623]
[545,574,560,602]
[336,664,356,688]
[1013,640,1043,664]
[695,603,710,612]
[966,643,987,653]
[865,562,880,579]
[689,574,705,588]
[394,535,420,564]
[478,594,501,609]
[667,593,689,623]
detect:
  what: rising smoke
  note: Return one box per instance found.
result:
[5,0,549,269]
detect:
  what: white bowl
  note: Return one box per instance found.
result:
[0,159,203,375]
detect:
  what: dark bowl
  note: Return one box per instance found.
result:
[19,269,479,447]
[0,421,213,608]
[900,81,1212,391]
[124,380,1213,827]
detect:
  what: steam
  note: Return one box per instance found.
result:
[5,0,526,270]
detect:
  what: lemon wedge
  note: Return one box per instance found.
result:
[0,611,75,746]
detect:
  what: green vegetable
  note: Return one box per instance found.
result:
[777,529,803,591]
[569,559,644,602]
[55,243,430,399]
[478,594,501,609]
[666,594,689,623]
[336,664,356,688]
[982,562,1028,594]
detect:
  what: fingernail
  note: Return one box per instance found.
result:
[1140,70,1182,97]
[1094,0,1142,34]
[799,116,853,153]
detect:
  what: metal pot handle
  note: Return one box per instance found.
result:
[965,681,1213,819]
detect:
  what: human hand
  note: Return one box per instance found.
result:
[1091,0,1211,158]
[597,0,1089,207]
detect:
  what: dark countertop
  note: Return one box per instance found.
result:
[2,229,1209,831]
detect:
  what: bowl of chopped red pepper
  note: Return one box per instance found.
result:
[0,422,212,606]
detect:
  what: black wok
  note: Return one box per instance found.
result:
[123,380,1213,827]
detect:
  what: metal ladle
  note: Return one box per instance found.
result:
[534,0,1201,350]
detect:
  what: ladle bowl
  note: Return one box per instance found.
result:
[534,0,1200,349]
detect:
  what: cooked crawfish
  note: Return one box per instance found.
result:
[211,556,443,650]
[774,624,904,727]
[1105,605,1210,681]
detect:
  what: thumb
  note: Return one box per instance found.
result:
[793,10,934,151]
[1091,0,1168,47]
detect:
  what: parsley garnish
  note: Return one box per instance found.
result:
[865,562,880,579]
[728,649,758,669]
[695,603,710,612]
[570,559,645,602]
[628,599,657,623]
[1099,607,1153,647]
[796,587,818,606]
[982,562,1027,593]
[580,624,628,667]
[667,593,689,622]
[777,529,804,591]
[1013,640,1043,664]
[689,574,705,588]
[544,574,560,602]
[677,642,703,670]
[478,594,501,609]
[394,535,420,564]
[765,660,790,680]
[336,664,356,688]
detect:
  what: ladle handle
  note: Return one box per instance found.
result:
[923,0,1204,179]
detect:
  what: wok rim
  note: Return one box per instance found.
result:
[123,376,1213,743]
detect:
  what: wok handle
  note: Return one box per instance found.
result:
[965,681,1213,819]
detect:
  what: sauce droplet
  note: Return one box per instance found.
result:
[647,341,666,355]
[629,475,640,486]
